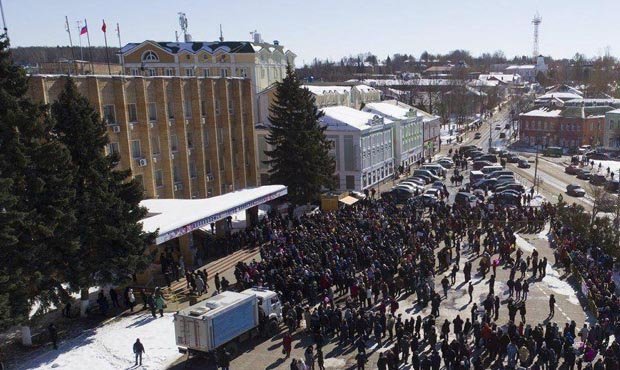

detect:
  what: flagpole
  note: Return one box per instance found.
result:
[102,19,111,75]
[0,0,9,42]
[65,16,75,76]
[84,19,94,73]
[76,20,84,62]
[116,23,123,75]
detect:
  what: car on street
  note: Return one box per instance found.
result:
[589,174,607,186]
[495,189,522,198]
[473,161,493,170]
[416,194,438,206]
[488,147,499,154]
[497,150,509,158]
[474,132,482,139]
[566,184,586,197]
[505,153,519,163]
[565,165,580,175]
[494,125,501,130]
[504,123,511,129]
[399,181,424,192]
[499,132,506,139]
[468,151,485,160]
[424,188,441,198]
[576,169,592,180]
[517,159,530,168]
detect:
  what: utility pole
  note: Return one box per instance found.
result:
[533,140,539,194]
[488,116,492,152]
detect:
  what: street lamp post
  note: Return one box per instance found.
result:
[533,138,540,194]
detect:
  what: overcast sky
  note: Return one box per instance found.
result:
[5,0,620,65]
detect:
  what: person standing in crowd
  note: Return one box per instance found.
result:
[48,323,58,350]
[127,288,136,312]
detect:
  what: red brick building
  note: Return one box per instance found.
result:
[519,106,608,149]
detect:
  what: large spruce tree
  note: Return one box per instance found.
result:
[50,79,155,299]
[0,36,77,327]
[265,65,336,204]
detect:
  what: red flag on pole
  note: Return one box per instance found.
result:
[101,20,106,33]
[80,26,88,35]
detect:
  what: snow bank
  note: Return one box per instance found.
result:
[19,313,178,370]
[515,235,535,253]
[543,265,580,305]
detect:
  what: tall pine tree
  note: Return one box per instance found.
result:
[0,35,77,328]
[50,79,155,301]
[265,65,336,204]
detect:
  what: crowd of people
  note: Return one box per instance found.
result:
[150,147,620,369]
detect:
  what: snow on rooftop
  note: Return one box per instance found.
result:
[19,313,178,370]
[506,65,536,70]
[537,92,583,100]
[320,106,392,131]
[140,185,287,244]
[521,108,562,117]
[363,102,417,120]
[354,84,377,93]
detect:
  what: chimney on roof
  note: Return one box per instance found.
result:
[273,40,279,46]
[219,24,224,42]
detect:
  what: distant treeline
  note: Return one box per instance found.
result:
[10,46,119,65]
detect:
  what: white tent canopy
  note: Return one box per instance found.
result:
[140,185,287,245]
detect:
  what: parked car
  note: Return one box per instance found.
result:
[431,181,445,190]
[494,125,501,130]
[413,169,441,182]
[488,147,499,154]
[383,188,413,202]
[494,183,525,194]
[506,154,519,163]
[488,170,514,179]
[504,123,511,129]
[473,160,493,171]
[605,180,620,193]
[489,193,521,206]
[437,159,454,169]
[497,150,509,158]
[495,189,522,198]
[416,194,438,206]
[589,174,607,186]
[468,151,485,160]
[566,184,586,197]
[454,192,479,208]
[472,178,497,190]
[565,165,580,175]
[399,182,424,192]
[421,164,447,177]
[586,152,611,160]
[499,132,506,139]
[406,177,426,186]
[576,169,592,180]
[517,159,531,168]
[477,154,498,163]
[424,188,441,198]
[474,132,482,139]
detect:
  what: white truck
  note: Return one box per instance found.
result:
[174,288,282,357]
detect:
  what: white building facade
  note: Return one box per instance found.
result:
[362,102,423,170]
[320,106,394,191]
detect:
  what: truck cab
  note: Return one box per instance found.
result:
[242,288,283,323]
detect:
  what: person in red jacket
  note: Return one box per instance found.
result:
[282,332,293,359]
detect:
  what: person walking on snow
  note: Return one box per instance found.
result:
[133,338,145,366]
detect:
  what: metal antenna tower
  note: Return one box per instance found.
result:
[532,12,542,59]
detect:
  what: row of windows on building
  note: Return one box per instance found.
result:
[109,125,230,160]
[523,121,603,132]
[361,162,394,189]
[102,98,235,125]
[130,66,247,78]
[608,120,620,130]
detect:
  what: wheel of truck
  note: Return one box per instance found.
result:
[267,320,279,337]
[225,342,238,358]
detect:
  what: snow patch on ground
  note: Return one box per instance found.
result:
[323,358,347,367]
[543,265,580,305]
[19,313,178,370]
[537,223,550,241]
[515,234,536,253]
